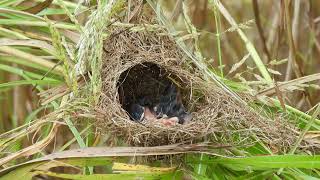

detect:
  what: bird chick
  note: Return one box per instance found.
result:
[128,96,155,122]
[128,103,145,121]
[144,106,157,121]
[129,103,177,126]
[154,82,192,124]
[159,117,179,126]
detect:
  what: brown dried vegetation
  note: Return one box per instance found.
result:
[96,28,297,149]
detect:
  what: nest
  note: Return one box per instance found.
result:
[97,27,297,149]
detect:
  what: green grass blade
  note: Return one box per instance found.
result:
[0,19,77,30]
[0,64,60,81]
[0,79,61,89]
[209,0,272,83]
[200,155,320,171]
[213,0,223,77]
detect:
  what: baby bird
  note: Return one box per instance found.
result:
[128,96,180,126]
[127,83,192,126]
[128,103,145,122]
[154,82,192,124]
[128,97,155,122]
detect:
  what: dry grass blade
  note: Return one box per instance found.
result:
[274,81,286,112]
[35,143,228,161]
[0,7,44,21]
[0,143,227,176]
[284,0,301,81]
[0,38,56,55]
[257,73,320,96]
[0,46,63,74]
[227,53,250,75]
[39,78,85,105]
[0,120,49,152]
[24,0,54,14]
[0,123,60,166]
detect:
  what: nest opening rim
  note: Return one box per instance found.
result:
[117,62,193,123]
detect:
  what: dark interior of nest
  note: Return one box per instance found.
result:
[117,62,192,125]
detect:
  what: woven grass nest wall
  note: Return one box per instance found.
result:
[97,27,297,149]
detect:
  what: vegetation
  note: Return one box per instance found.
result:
[0,0,320,179]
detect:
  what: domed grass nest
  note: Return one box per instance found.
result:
[97,27,297,148]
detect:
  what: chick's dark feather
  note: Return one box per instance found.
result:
[154,82,191,124]
[128,103,144,121]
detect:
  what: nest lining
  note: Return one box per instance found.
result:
[97,28,297,148]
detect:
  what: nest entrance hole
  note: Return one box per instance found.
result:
[117,62,188,120]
